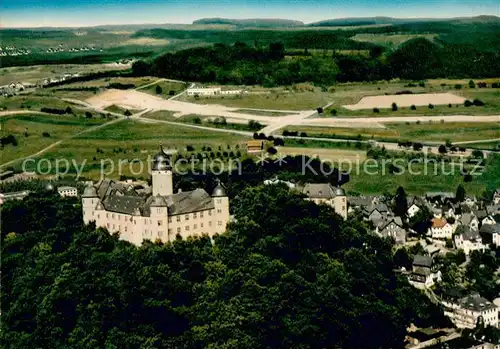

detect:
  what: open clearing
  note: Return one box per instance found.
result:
[85,89,310,123]
[179,89,333,110]
[0,63,131,86]
[343,93,466,110]
[0,113,108,165]
[120,38,170,46]
[28,119,248,179]
[351,33,438,47]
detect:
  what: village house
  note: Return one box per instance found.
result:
[408,255,441,289]
[375,216,406,244]
[57,186,78,198]
[493,189,500,205]
[0,190,31,205]
[482,215,499,226]
[263,177,295,189]
[246,140,264,154]
[82,146,230,245]
[441,292,498,329]
[407,203,421,218]
[480,224,500,247]
[459,212,480,231]
[301,183,347,220]
[454,227,488,255]
[428,217,454,240]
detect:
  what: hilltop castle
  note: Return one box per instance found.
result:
[82,146,230,245]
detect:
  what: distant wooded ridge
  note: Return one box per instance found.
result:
[193,15,500,27]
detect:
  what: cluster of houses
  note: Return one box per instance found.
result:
[347,190,500,254]
[45,44,99,54]
[40,73,81,86]
[0,185,78,205]
[0,46,31,56]
[0,82,36,96]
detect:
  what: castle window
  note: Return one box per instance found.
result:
[209,221,212,227]
[193,224,197,229]
[185,226,190,231]
[208,210,212,216]
[177,227,181,233]
[125,226,127,232]
[218,221,222,226]
[97,214,100,219]
[193,212,197,219]
[200,212,204,218]
[201,222,204,228]
[158,220,163,226]
[106,213,109,218]
[168,228,172,234]
[112,214,115,219]
[176,216,180,222]
[217,199,222,204]
[185,214,189,221]
[158,231,163,237]
[168,217,172,223]
[217,209,222,213]
[107,223,110,228]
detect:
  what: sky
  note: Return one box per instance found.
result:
[1,0,499,28]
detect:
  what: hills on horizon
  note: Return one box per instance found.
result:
[2,15,499,30]
[193,15,500,28]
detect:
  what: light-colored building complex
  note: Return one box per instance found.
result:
[82,146,230,245]
[186,87,243,97]
[301,183,347,220]
[57,186,78,197]
[442,293,498,329]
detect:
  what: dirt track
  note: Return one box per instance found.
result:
[85,89,310,124]
[343,92,466,110]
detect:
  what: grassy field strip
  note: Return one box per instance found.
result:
[454,139,500,145]
[0,116,124,169]
[278,146,366,162]
[139,116,254,137]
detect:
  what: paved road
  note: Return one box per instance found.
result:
[300,114,500,128]
[453,138,500,145]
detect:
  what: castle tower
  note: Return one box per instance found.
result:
[333,187,347,220]
[149,194,169,242]
[82,184,98,224]
[211,179,229,235]
[151,145,174,196]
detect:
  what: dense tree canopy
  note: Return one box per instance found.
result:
[2,185,449,348]
[133,32,500,86]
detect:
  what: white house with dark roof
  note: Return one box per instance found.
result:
[493,189,500,205]
[82,146,230,245]
[454,227,488,255]
[408,255,441,289]
[442,292,498,329]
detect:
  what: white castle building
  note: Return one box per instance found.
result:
[82,146,230,245]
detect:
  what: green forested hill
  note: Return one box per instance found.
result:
[2,185,450,348]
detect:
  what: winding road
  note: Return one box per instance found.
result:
[1,79,498,168]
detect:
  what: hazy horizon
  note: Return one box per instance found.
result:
[2,0,499,28]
